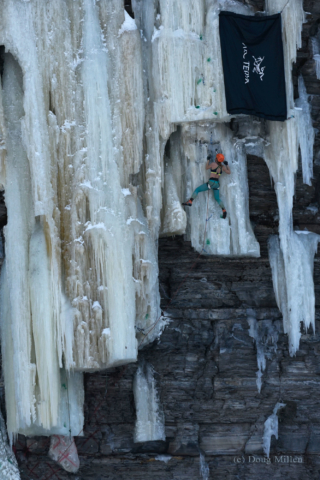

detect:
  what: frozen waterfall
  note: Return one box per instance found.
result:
[0,0,316,455]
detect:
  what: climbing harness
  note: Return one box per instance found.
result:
[207,180,220,190]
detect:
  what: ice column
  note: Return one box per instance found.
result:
[295,75,314,186]
[263,403,286,458]
[133,362,165,443]
[311,34,320,80]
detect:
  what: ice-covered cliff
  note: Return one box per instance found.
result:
[0,0,316,456]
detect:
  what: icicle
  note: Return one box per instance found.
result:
[247,310,279,392]
[199,453,210,480]
[295,75,314,186]
[311,35,320,80]
[133,362,165,443]
[268,233,320,356]
[263,403,286,458]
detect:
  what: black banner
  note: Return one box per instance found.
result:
[219,11,287,122]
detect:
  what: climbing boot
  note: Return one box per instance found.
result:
[221,209,227,219]
[182,198,193,207]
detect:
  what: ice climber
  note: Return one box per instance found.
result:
[182,153,231,219]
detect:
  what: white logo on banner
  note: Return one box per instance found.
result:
[252,56,265,81]
[242,43,250,84]
[242,44,266,84]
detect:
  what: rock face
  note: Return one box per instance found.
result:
[6,1,320,479]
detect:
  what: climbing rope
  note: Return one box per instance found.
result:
[138,189,211,346]
[280,0,291,14]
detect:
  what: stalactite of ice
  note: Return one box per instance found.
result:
[263,403,286,458]
[311,34,320,80]
[49,435,80,473]
[133,362,165,443]
[295,75,314,186]
[0,409,20,480]
[199,453,210,480]
[268,234,320,355]
[266,0,305,110]
[247,310,279,393]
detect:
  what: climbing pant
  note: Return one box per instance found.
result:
[191,179,225,210]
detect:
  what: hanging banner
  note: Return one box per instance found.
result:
[219,11,287,121]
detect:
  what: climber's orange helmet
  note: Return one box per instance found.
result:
[216,153,225,163]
